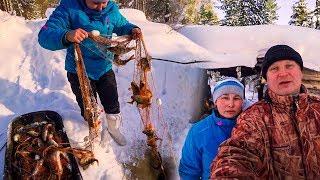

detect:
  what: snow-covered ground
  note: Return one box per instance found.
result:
[1,8,320,179]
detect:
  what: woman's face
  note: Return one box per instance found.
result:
[215,93,243,119]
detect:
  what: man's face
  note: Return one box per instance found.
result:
[266,60,303,96]
[85,0,108,11]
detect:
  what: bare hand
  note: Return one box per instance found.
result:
[66,28,88,43]
[131,28,142,40]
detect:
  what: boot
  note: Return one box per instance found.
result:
[105,113,127,146]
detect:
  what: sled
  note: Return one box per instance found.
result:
[3,110,83,180]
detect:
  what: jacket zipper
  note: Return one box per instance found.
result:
[290,97,307,178]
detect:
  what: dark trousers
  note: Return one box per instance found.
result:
[67,70,120,117]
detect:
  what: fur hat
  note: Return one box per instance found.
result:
[211,77,244,103]
[262,45,303,79]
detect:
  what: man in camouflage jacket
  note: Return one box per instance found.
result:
[211,45,320,179]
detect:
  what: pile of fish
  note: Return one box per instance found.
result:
[8,117,97,179]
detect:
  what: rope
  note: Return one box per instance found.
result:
[151,57,211,64]
[77,39,212,66]
[150,71,177,166]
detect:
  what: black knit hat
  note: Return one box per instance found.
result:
[262,45,303,79]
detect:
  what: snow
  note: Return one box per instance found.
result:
[178,24,320,71]
[0,8,320,179]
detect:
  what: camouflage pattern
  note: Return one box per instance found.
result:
[210,86,320,179]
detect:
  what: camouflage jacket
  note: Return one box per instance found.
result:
[210,86,320,179]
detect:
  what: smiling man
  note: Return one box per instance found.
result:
[210,45,320,179]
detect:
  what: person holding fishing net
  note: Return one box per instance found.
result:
[38,0,142,146]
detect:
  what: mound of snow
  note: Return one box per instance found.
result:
[45,8,55,18]
[120,8,147,22]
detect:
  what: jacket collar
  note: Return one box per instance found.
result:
[266,85,309,109]
[211,110,236,128]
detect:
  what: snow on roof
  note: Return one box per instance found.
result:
[178,24,320,71]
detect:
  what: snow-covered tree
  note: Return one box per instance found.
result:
[219,0,240,25]
[9,0,23,17]
[182,0,200,24]
[145,0,185,23]
[116,0,147,12]
[0,0,13,13]
[20,0,40,19]
[0,0,58,19]
[219,0,278,26]
[289,0,309,27]
[198,1,219,25]
[309,0,320,29]
[116,0,185,24]
[265,0,278,24]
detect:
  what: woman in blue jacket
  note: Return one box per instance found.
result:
[179,77,245,179]
[38,0,141,146]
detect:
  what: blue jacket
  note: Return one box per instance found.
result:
[179,111,236,179]
[38,0,137,80]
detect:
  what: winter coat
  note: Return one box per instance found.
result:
[179,111,236,180]
[211,86,320,179]
[38,0,137,80]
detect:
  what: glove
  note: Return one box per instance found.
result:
[131,28,142,40]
